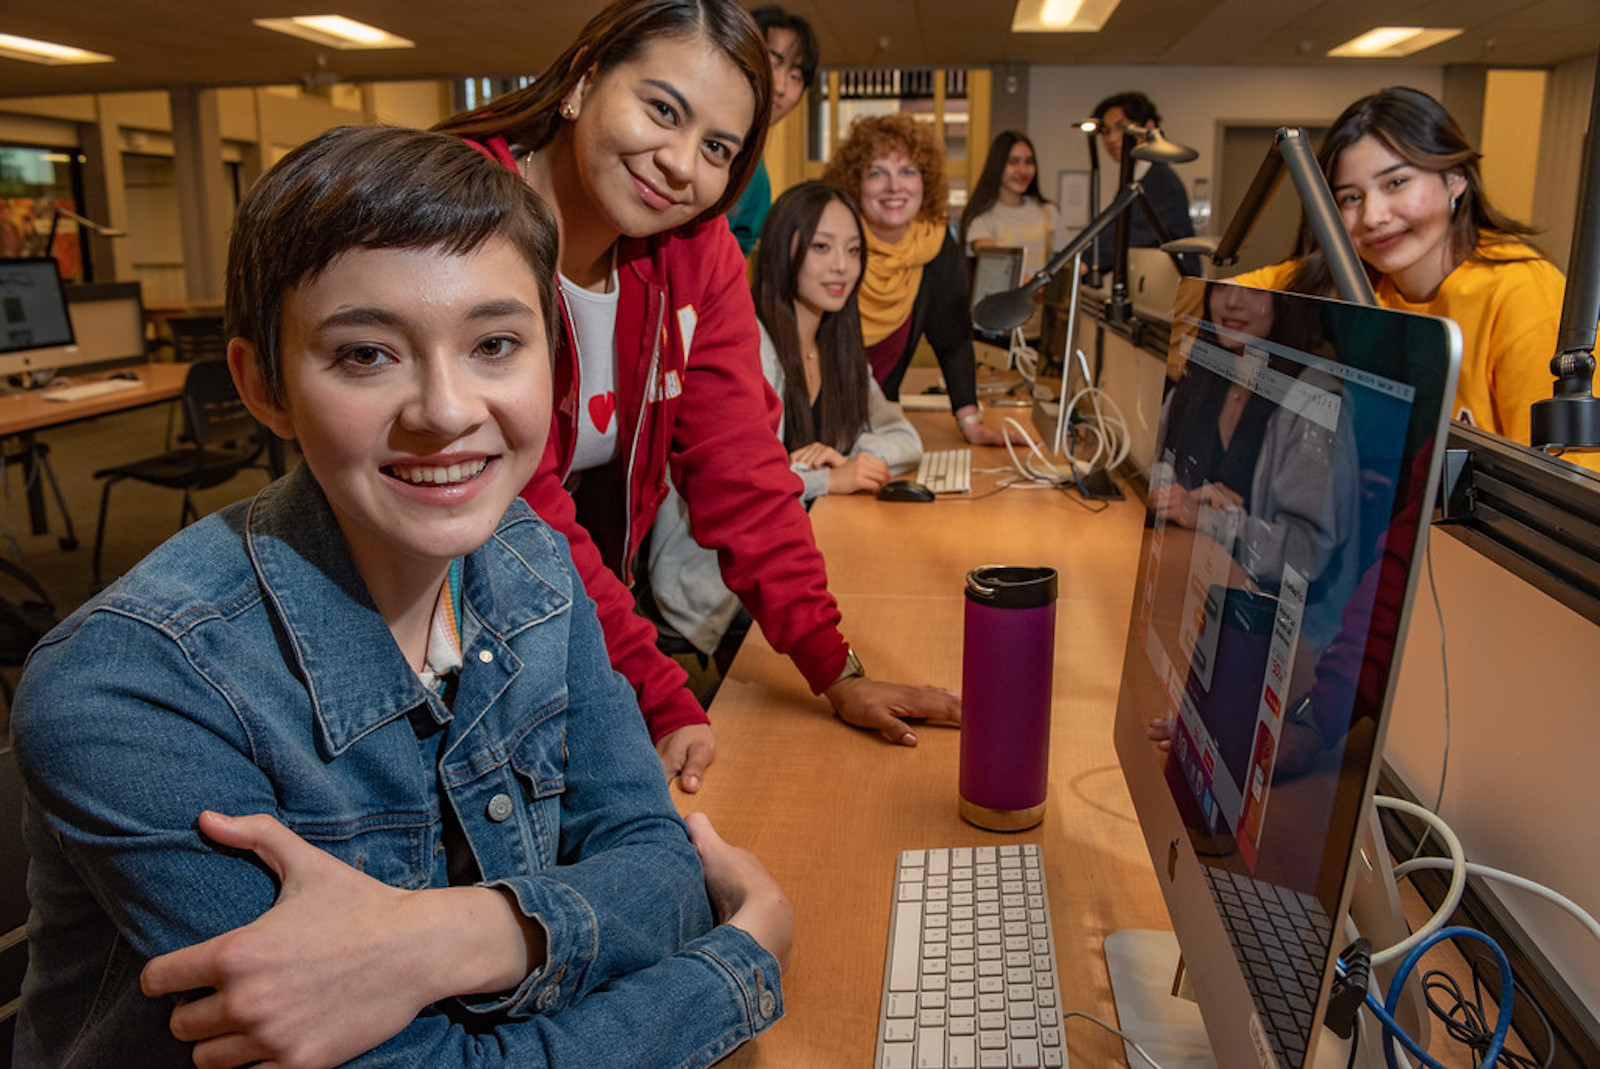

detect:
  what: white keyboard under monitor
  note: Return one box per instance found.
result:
[43,378,141,402]
[916,449,972,494]
[876,844,1067,1068]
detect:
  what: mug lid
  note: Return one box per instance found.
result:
[965,565,1058,609]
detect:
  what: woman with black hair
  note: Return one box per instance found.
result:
[650,181,920,658]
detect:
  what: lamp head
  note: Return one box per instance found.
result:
[1132,127,1196,164]
[1132,127,1199,165]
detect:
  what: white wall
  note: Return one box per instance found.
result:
[1024,65,1446,237]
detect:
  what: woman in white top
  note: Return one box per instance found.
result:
[960,131,1066,279]
[651,181,920,656]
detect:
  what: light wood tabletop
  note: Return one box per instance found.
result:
[676,387,1175,1067]
[0,362,189,438]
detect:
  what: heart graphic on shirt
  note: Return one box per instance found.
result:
[588,391,617,435]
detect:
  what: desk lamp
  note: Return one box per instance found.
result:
[973,125,1200,334]
[1531,52,1600,455]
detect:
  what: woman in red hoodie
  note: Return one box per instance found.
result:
[438,0,959,792]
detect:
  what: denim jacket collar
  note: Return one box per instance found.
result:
[241,465,571,756]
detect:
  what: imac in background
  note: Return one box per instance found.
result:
[0,257,145,383]
[1111,279,1462,1068]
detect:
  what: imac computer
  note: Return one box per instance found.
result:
[1112,279,1462,1068]
[0,263,145,385]
[0,258,75,376]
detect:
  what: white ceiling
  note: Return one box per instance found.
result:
[0,0,1596,100]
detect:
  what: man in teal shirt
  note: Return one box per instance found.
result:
[727,5,819,255]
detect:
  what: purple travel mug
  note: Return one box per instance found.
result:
[959,565,1058,831]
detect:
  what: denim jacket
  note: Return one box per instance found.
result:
[12,466,782,1067]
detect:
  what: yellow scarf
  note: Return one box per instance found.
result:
[859,218,946,347]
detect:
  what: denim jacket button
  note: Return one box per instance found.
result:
[478,649,494,664]
[755,968,776,1020]
[486,793,514,822]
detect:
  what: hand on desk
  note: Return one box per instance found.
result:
[142,811,537,1069]
[955,404,1029,447]
[658,722,716,793]
[686,813,794,972]
[825,675,961,746]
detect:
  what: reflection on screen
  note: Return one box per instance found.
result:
[1127,279,1453,1067]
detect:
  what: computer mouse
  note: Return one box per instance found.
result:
[111,371,140,381]
[876,479,936,503]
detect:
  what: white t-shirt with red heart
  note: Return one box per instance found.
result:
[560,271,621,474]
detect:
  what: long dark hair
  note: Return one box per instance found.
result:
[958,131,1047,253]
[1285,86,1540,295]
[434,0,772,225]
[753,181,871,453]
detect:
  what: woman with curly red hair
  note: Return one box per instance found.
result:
[823,114,1009,446]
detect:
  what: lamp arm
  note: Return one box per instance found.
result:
[1024,186,1143,293]
[1210,143,1286,267]
[1531,50,1600,451]
[1277,128,1376,307]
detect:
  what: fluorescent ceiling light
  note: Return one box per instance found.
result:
[1328,26,1462,58]
[1012,0,1121,33]
[0,32,113,65]
[253,15,414,50]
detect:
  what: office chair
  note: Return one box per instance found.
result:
[163,316,229,448]
[90,359,268,590]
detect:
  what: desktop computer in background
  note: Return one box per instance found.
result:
[1111,280,1461,1068]
[0,258,76,381]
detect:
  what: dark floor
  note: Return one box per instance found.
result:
[1,401,277,741]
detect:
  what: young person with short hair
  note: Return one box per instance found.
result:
[11,123,791,1068]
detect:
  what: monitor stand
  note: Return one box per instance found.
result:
[1104,929,1359,1068]
[1104,808,1428,1069]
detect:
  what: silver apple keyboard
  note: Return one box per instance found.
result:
[876,844,1067,1068]
[43,377,140,402]
[916,449,973,494]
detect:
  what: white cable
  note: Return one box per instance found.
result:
[1000,416,1075,484]
[1370,796,1468,967]
[1061,1010,1167,1069]
[1391,857,1600,947]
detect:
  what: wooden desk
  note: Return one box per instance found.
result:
[0,362,189,438]
[679,398,1173,1066]
[1,362,190,539]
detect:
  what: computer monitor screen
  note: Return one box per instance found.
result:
[0,257,74,358]
[1113,279,1461,1068]
[970,246,1024,316]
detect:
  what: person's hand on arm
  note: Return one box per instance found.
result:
[685,814,793,972]
[827,453,892,495]
[657,722,717,794]
[825,674,962,746]
[141,811,544,1069]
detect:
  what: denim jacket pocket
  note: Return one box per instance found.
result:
[504,705,567,869]
[282,811,435,890]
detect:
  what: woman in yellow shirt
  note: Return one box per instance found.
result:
[1236,86,1563,446]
